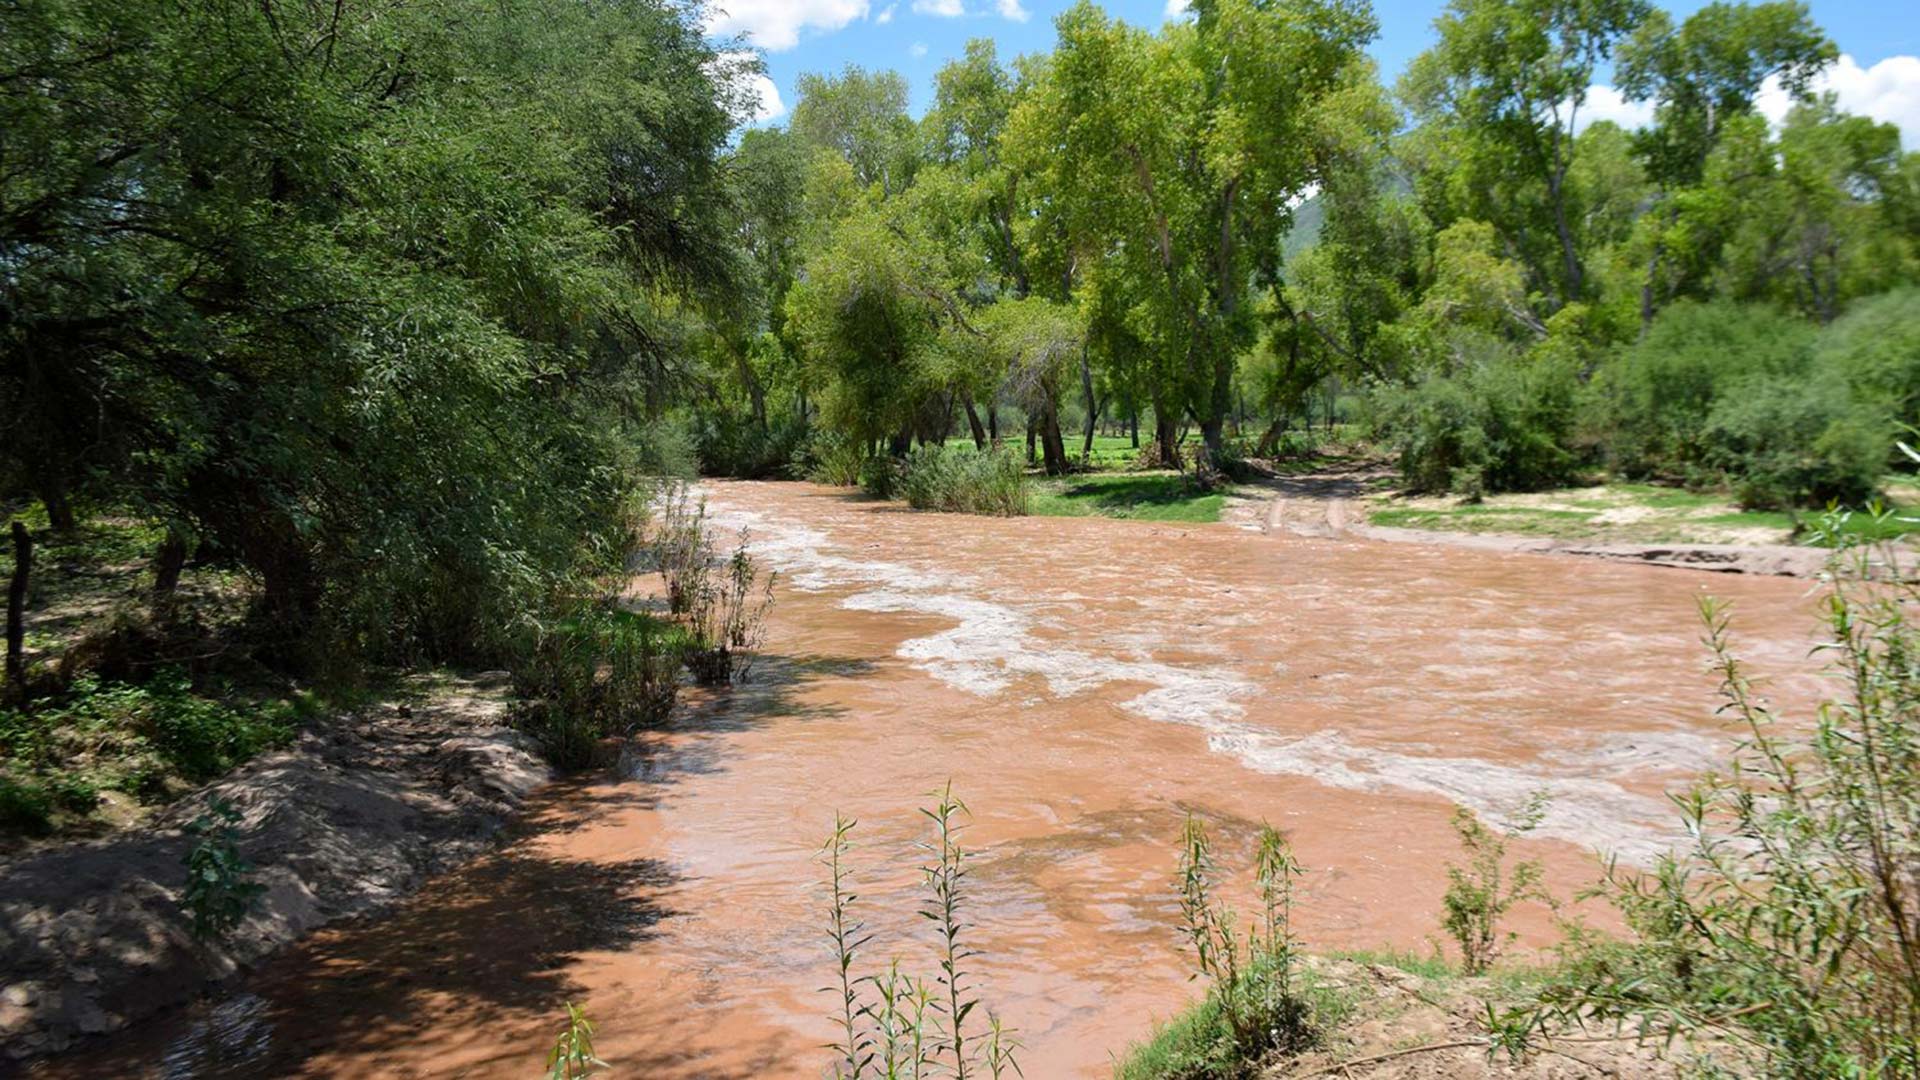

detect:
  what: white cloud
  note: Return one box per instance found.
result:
[1577,52,1920,148]
[704,0,869,52]
[912,0,965,16]
[1757,53,1920,149]
[909,41,929,58]
[876,3,896,24]
[1165,0,1190,16]
[996,0,1030,21]
[745,72,787,123]
[711,51,788,124]
[1574,84,1656,132]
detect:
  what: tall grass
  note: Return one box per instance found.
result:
[895,447,1029,517]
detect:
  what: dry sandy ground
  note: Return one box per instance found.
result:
[0,673,550,1063]
[1224,462,1831,578]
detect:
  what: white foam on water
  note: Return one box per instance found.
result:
[703,490,1685,863]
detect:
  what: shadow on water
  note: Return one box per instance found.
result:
[34,649,882,1080]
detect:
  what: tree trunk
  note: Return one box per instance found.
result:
[735,348,767,429]
[1025,415,1037,464]
[1153,411,1181,470]
[6,521,30,694]
[962,396,987,450]
[1040,394,1069,476]
[1078,348,1099,460]
[1130,409,1140,449]
[152,529,188,617]
[987,403,999,445]
[889,425,913,458]
[38,478,75,533]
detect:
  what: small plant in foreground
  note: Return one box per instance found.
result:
[544,1001,605,1079]
[181,798,265,941]
[1439,793,1551,975]
[817,784,1022,1080]
[1119,815,1329,1080]
[684,535,775,686]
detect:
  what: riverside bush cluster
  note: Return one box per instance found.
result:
[1374,297,1909,507]
[883,446,1030,516]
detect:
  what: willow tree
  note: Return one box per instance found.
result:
[1013,0,1376,470]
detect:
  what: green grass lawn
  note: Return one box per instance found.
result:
[1030,473,1228,523]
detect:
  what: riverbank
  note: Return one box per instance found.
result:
[0,672,550,1062]
[1224,460,1839,578]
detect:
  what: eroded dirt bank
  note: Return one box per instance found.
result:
[0,673,549,1064]
[37,482,1829,1079]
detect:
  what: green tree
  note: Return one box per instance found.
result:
[1018,0,1376,470]
[1401,0,1652,308]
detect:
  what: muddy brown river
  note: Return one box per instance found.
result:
[55,481,1830,1079]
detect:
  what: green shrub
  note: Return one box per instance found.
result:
[858,452,900,500]
[0,670,293,835]
[799,431,868,487]
[683,544,775,686]
[1817,287,1920,424]
[1368,352,1581,495]
[181,798,265,941]
[1698,373,1888,509]
[894,445,1030,516]
[1520,539,1920,1076]
[693,411,809,479]
[1116,816,1336,1079]
[0,773,55,835]
[512,607,684,769]
[1588,300,1818,479]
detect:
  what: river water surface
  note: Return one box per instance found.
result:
[60,480,1830,1079]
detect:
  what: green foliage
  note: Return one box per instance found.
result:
[1583,299,1895,507]
[0,670,294,833]
[1817,288,1920,424]
[684,543,777,686]
[815,786,1022,1080]
[544,1001,606,1080]
[1439,797,1552,976]
[1117,816,1330,1079]
[1369,351,1582,496]
[894,446,1030,516]
[1698,372,1887,509]
[693,412,812,481]
[181,798,265,941]
[1523,563,1920,1076]
[511,607,684,770]
[0,0,739,672]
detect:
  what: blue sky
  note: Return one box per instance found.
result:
[707,0,1920,146]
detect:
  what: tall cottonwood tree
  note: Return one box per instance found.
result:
[1401,0,1651,310]
[1015,0,1377,470]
